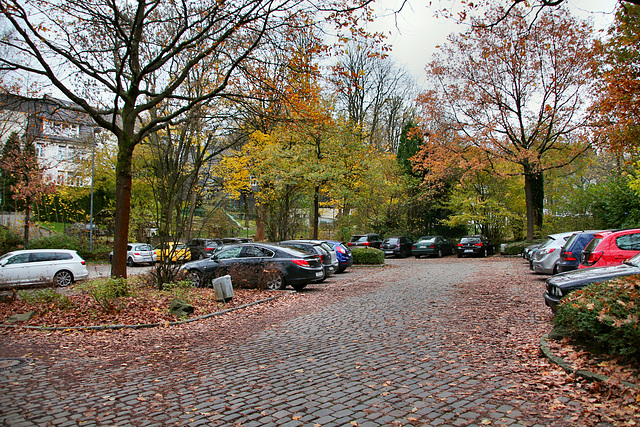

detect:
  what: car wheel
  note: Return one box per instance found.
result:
[266,273,287,290]
[451,247,456,255]
[186,270,202,287]
[127,257,135,267]
[53,270,73,287]
[552,264,559,275]
[437,249,443,258]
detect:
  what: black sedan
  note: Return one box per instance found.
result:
[180,243,324,291]
[380,236,414,258]
[544,253,640,311]
[456,235,496,258]
[412,236,455,258]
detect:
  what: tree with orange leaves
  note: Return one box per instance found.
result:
[415,5,594,240]
[591,3,640,155]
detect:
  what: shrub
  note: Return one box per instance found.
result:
[28,234,112,262]
[16,288,73,311]
[554,276,640,361]
[0,226,23,253]
[77,277,131,313]
[351,247,385,265]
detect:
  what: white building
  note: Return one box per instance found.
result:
[0,94,98,186]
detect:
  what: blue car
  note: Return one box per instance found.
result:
[326,240,353,273]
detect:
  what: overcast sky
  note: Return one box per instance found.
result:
[368,0,620,87]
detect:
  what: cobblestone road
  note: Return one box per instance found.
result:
[1,257,575,426]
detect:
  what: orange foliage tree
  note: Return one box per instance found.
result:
[415,5,594,240]
[591,3,640,155]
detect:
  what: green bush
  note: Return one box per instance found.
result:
[0,226,23,254]
[16,288,73,311]
[27,234,111,262]
[77,277,131,313]
[351,247,385,265]
[554,276,640,361]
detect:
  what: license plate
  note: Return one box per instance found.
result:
[464,249,473,253]
[419,245,426,248]
[385,250,393,254]
[315,272,323,277]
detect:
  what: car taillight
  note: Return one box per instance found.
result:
[563,251,577,261]
[347,242,353,246]
[81,260,86,265]
[134,252,140,256]
[584,251,604,266]
[363,242,370,246]
[336,246,345,253]
[205,246,215,251]
[430,245,436,249]
[457,243,463,247]
[474,243,484,247]
[412,245,417,249]
[291,259,310,267]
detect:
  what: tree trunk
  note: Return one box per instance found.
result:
[523,165,544,241]
[23,203,30,244]
[110,138,134,279]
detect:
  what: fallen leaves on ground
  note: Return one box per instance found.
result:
[0,285,284,328]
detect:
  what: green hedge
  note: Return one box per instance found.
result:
[27,234,111,262]
[554,276,640,361]
[0,226,23,254]
[351,247,385,265]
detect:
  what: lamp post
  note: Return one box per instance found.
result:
[89,129,98,251]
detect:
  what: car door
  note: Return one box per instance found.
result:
[0,253,32,285]
[29,252,57,284]
[206,245,243,278]
[612,232,640,264]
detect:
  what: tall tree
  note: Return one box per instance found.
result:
[416,5,594,240]
[592,3,640,155]
[0,0,374,278]
[0,135,56,243]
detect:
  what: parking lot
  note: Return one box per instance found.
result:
[0,256,615,426]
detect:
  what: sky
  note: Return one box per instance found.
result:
[368,0,621,87]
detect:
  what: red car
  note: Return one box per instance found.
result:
[579,228,640,269]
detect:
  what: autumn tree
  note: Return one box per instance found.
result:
[591,3,640,155]
[331,39,416,152]
[416,5,594,240]
[0,0,375,278]
[0,133,55,243]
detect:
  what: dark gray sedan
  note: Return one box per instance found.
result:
[544,253,640,311]
[180,243,324,291]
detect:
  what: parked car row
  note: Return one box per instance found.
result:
[528,228,640,311]
[180,239,352,291]
[348,233,497,259]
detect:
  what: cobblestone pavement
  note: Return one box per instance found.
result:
[1,257,576,426]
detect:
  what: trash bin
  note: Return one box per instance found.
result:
[212,275,234,302]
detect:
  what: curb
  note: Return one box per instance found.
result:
[540,334,639,390]
[0,291,292,332]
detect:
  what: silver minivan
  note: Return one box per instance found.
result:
[0,249,89,287]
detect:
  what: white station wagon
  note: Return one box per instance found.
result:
[0,249,89,287]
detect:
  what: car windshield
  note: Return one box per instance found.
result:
[418,237,435,243]
[384,238,399,244]
[351,236,368,243]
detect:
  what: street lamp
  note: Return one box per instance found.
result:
[89,128,99,251]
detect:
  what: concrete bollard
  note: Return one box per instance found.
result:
[212,275,234,302]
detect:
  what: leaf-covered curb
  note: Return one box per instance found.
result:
[540,334,639,390]
[0,291,292,332]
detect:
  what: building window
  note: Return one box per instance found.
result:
[35,144,44,157]
[58,145,66,160]
[43,120,80,138]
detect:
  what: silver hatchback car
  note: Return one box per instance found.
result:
[109,243,157,266]
[531,231,579,275]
